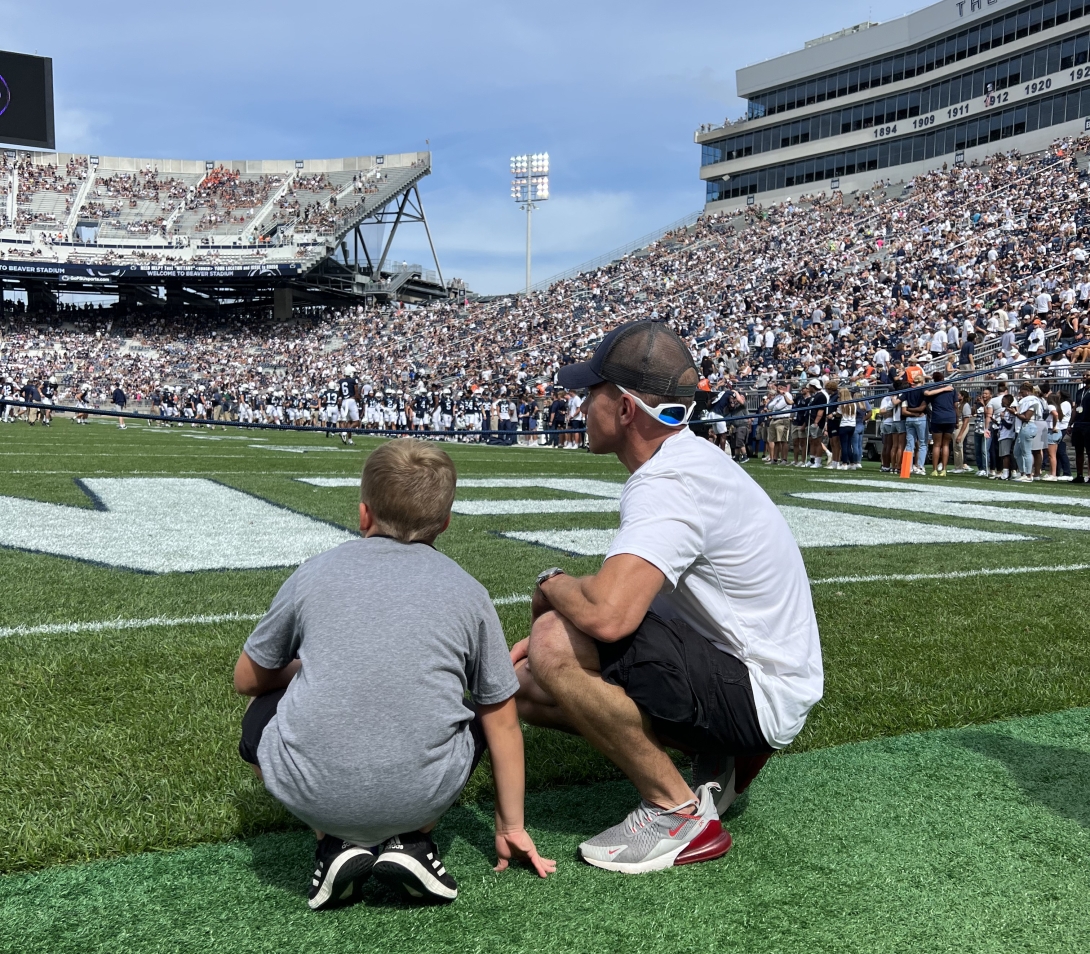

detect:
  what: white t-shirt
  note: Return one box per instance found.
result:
[605,428,823,749]
[1016,394,1040,432]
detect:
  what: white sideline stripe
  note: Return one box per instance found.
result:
[492,594,533,605]
[7,563,1088,637]
[811,563,1090,586]
[0,612,264,639]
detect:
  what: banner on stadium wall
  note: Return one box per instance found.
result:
[0,261,304,282]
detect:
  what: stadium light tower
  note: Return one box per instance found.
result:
[510,153,549,294]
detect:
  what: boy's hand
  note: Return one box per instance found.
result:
[494,828,556,878]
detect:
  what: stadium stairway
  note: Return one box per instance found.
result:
[64,164,99,239]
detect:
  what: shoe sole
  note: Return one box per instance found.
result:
[373,855,457,902]
[308,848,374,910]
[580,819,732,874]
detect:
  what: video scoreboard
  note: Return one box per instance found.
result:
[0,50,55,150]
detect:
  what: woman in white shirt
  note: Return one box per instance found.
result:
[836,386,859,470]
[1058,392,1074,479]
[1043,395,1063,481]
[1014,384,1041,483]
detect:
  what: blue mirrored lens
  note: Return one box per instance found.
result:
[657,405,687,424]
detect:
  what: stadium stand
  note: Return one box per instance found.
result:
[0,150,443,310]
[3,135,1090,460]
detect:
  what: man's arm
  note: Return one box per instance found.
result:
[534,554,666,644]
[923,384,953,397]
[233,652,300,696]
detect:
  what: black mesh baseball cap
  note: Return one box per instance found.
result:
[556,321,699,398]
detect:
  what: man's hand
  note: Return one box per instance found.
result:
[510,637,529,666]
[494,828,556,878]
[530,584,552,622]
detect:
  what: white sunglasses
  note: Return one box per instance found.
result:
[615,384,695,427]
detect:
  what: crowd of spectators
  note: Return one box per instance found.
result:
[3,137,1090,475]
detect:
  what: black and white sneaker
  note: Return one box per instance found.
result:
[373,832,457,903]
[307,837,375,911]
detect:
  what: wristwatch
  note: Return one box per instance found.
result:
[536,566,566,588]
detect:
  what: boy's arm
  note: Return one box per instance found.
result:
[477,696,555,878]
[233,653,300,697]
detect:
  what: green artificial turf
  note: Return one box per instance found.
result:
[2,422,1090,876]
[2,709,1088,954]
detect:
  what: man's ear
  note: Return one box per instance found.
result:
[359,502,374,534]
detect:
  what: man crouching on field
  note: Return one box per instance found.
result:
[234,439,554,909]
[513,321,823,873]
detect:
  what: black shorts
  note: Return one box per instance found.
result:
[1073,427,1090,451]
[597,613,772,757]
[931,422,956,434]
[240,688,487,771]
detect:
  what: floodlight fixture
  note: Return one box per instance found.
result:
[510,152,550,293]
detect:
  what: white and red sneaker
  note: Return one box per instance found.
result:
[578,783,731,873]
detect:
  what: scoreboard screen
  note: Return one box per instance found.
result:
[0,50,54,150]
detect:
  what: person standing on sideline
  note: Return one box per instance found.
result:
[512,321,823,874]
[791,385,811,466]
[1070,372,1090,482]
[903,377,929,476]
[1013,382,1041,483]
[952,389,973,473]
[924,372,957,476]
[1056,390,1073,479]
[112,382,128,430]
[836,387,858,470]
[851,387,868,468]
[973,388,993,477]
[1043,395,1062,481]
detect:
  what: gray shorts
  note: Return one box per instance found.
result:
[808,424,824,440]
[890,420,906,434]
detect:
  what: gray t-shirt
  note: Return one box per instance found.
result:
[244,536,517,845]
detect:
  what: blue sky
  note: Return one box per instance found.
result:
[4,0,917,294]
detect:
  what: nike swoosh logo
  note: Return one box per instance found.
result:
[668,822,687,837]
[607,847,624,856]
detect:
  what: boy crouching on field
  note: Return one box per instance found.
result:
[233,439,554,909]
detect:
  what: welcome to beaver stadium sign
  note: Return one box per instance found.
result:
[0,261,304,282]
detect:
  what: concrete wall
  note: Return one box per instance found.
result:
[738,0,1025,97]
[702,113,1084,214]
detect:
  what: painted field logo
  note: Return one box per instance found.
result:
[0,478,353,573]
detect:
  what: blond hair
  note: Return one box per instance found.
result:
[837,386,855,415]
[360,439,456,543]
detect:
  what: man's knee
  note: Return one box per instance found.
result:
[527,611,573,681]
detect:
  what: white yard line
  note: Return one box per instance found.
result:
[0,612,264,639]
[811,563,1090,585]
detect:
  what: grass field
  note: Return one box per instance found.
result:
[1,420,1089,952]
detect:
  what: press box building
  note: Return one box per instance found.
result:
[698,0,1090,210]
